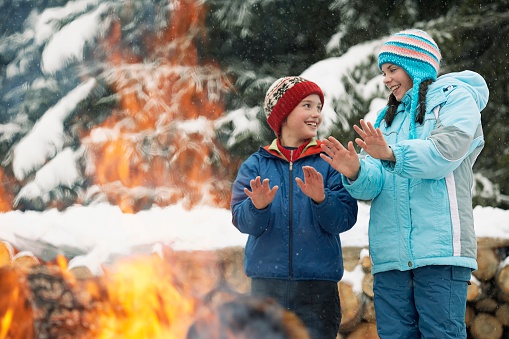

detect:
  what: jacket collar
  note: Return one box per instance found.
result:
[264,137,322,161]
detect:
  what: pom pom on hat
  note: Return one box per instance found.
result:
[376,29,442,138]
[264,76,324,136]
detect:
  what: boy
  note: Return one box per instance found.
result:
[230,76,358,339]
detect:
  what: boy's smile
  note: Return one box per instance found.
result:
[280,94,322,147]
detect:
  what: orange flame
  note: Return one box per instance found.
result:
[0,169,15,212]
[0,245,220,338]
[91,255,198,339]
[84,0,236,213]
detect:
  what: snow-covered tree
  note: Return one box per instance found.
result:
[0,0,508,212]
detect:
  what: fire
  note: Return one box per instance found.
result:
[91,255,197,339]
[0,169,15,213]
[0,241,313,338]
[0,243,218,338]
[0,268,34,339]
[83,0,236,213]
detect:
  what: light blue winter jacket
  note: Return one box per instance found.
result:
[343,70,489,275]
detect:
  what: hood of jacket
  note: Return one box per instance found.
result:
[427,70,489,112]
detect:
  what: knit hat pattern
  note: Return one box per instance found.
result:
[264,76,324,135]
[376,29,442,138]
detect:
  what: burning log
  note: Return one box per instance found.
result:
[0,240,14,267]
[3,237,509,338]
[0,268,34,339]
[25,265,96,338]
[187,295,310,339]
[12,251,40,271]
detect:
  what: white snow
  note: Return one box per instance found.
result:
[40,3,108,74]
[301,39,385,134]
[0,11,506,299]
[0,200,507,277]
[12,78,96,180]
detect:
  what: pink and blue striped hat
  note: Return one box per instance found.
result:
[375,29,442,138]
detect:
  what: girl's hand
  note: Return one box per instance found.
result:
[354,119,395,161]
[320,137,360,180]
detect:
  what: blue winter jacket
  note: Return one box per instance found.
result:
[344,70,489,275]
[231,138,358,282]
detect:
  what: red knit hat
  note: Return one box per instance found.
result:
[263,76,324,136]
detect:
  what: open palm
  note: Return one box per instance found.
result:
[354,119,393,161]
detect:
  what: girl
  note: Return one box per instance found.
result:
[321,29,489,338]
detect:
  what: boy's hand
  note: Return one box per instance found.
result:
[244,176,279,210]
[296,166,325,204]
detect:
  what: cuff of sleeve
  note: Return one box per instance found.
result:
[381,145,403,174]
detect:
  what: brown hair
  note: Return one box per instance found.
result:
[382,79,434,127]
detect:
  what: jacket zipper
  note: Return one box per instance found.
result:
[288,150,294,280]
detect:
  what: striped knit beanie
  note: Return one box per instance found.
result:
[375,29,442,139]
[264,76,324,136]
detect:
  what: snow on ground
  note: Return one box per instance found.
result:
[0,202,507,264]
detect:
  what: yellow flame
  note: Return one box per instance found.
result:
[95,255,197,338]
[0,285,18,339]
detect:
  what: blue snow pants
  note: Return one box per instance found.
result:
[251,278,341,339]
[373,265,471,339]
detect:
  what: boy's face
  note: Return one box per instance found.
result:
[280,94,322,146]
[381,63,413,101]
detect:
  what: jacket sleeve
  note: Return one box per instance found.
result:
[341,155,385,201]
[230,156,272,236]
[312,165,358,235]
[381,86,483,180]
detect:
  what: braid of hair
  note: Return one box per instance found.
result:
[415,79,433,124]
[384,94,400,127]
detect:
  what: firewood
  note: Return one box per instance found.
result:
[342,247,364,271]
[0,267,35,339]
[361,273,374,298]
[477,237,509,249]
[215,246,250,294]
[69,265,95,279]
[495,303,509,326]
[25,265,99,338]
[12,251,39,271]
[474,297,499,313]
[473,248,499,281]
[359,248,371,273]
[467,276,481,302]
[465,305,475,328]
[338,281,363,332]
[362,298,376,323]
[0,240,14,267]
[345,322,379,339]
[469,313,503,339]
[495,263,509,301]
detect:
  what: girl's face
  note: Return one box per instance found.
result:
[381,63,413,101]
[280,94,322,147]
